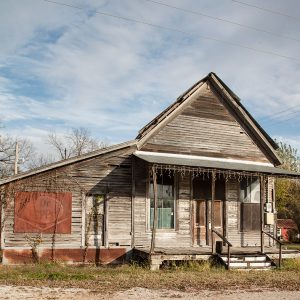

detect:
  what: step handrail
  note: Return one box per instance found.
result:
[262,230,283,268]
[212,229,232,270]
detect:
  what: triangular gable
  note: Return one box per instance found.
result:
[137,73,281,166]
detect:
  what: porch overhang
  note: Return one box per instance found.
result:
[134,151,300,178]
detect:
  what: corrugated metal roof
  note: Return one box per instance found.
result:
[277,219,298,230]
[134,152,300,177]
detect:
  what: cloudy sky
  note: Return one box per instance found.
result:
[1,0,300,156]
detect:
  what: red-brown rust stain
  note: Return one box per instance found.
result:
[3,248,127,264]
[3,249,34,264]
[14,192,72,234]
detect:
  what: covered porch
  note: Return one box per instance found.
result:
[133,151,300,270]
[134,246,300,270]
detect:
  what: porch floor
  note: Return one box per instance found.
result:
[133,246,300,270]
[134,246,299,255]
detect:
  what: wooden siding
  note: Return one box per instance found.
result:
[226,177,274,247]
[133,158,192,248]
[1,146,134,251]
[142,83,270,163]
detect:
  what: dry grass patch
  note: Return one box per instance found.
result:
[0,260,299,293]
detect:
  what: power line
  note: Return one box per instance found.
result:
[266,112,300,127]
[262,108,300,126]
[259,104,300,122]
[143,0,300,43]
[42,0,300,62]
[262,109,300,124]
[232,0,300,22]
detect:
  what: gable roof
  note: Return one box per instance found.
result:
[0,72,287,186]
[136,72,281,166]
[0,140,137,185]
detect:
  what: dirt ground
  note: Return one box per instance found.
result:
[0,286,299,300]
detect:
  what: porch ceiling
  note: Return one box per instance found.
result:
[134,151,300,178]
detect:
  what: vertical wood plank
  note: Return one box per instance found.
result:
[211,171,216,254]
[81,192,86,247]
[131,156,135,248]
[223,180,227,245]
[150,166,158,254]
[260,176,265,253]
[104,194,109,248]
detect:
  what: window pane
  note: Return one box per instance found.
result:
[239,178,260,203]
[150,172,175,229]
[251,180,260,203]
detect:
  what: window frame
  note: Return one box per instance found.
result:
[147,171,177,232]
[239,177,261,232]
[85,194,106,247]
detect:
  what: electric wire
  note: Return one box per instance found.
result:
[143,0,300,43]
[232,0,300,22]
[259,104,300,122]
[42,0,300,62]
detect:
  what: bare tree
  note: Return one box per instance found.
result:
[47,127,108,160]
[27,153,56,170]
[0,135,35,178]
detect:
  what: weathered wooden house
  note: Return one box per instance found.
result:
[0,72,299,270]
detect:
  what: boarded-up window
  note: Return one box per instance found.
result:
[240,177,261,231]
[14,191,72,234]
[241,203,260,231]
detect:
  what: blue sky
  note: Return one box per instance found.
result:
[1,0,300,156]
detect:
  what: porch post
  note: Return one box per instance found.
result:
[260,175,265,253]
[150,166,158,254]
[211,171,216,254]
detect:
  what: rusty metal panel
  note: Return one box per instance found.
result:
[3,248,127,264]
[14,192,72,234]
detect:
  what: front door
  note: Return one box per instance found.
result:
[194,199,207,246]
[193,177,225,246]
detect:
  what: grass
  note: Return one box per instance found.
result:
[0,260,299,293]
[284,243,300,251]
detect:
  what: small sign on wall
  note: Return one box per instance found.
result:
[14,191,72,234]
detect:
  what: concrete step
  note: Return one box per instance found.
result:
[220,255,267,262]
[218,254,275,270]
[229,261,272,268]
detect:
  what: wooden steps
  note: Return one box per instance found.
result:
[217,254,276,270]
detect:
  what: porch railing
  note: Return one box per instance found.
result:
[212,229,233,270]
[262,230,283,268]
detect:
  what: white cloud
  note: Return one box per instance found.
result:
[0,0,300,155]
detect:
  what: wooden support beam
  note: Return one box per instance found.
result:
[131,156,135,248]
[81,192,86,248]
[150,166,158,255]
[211,171,216,254]
[104,194,109,248]
[260,175,265,253]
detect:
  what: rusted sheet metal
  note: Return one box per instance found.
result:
[3,248,127,264]
[14,192,72,234]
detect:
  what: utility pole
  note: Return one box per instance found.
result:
[14,142,19,175]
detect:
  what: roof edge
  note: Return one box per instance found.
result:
[0,140,137,186]
[208,73,281,166]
